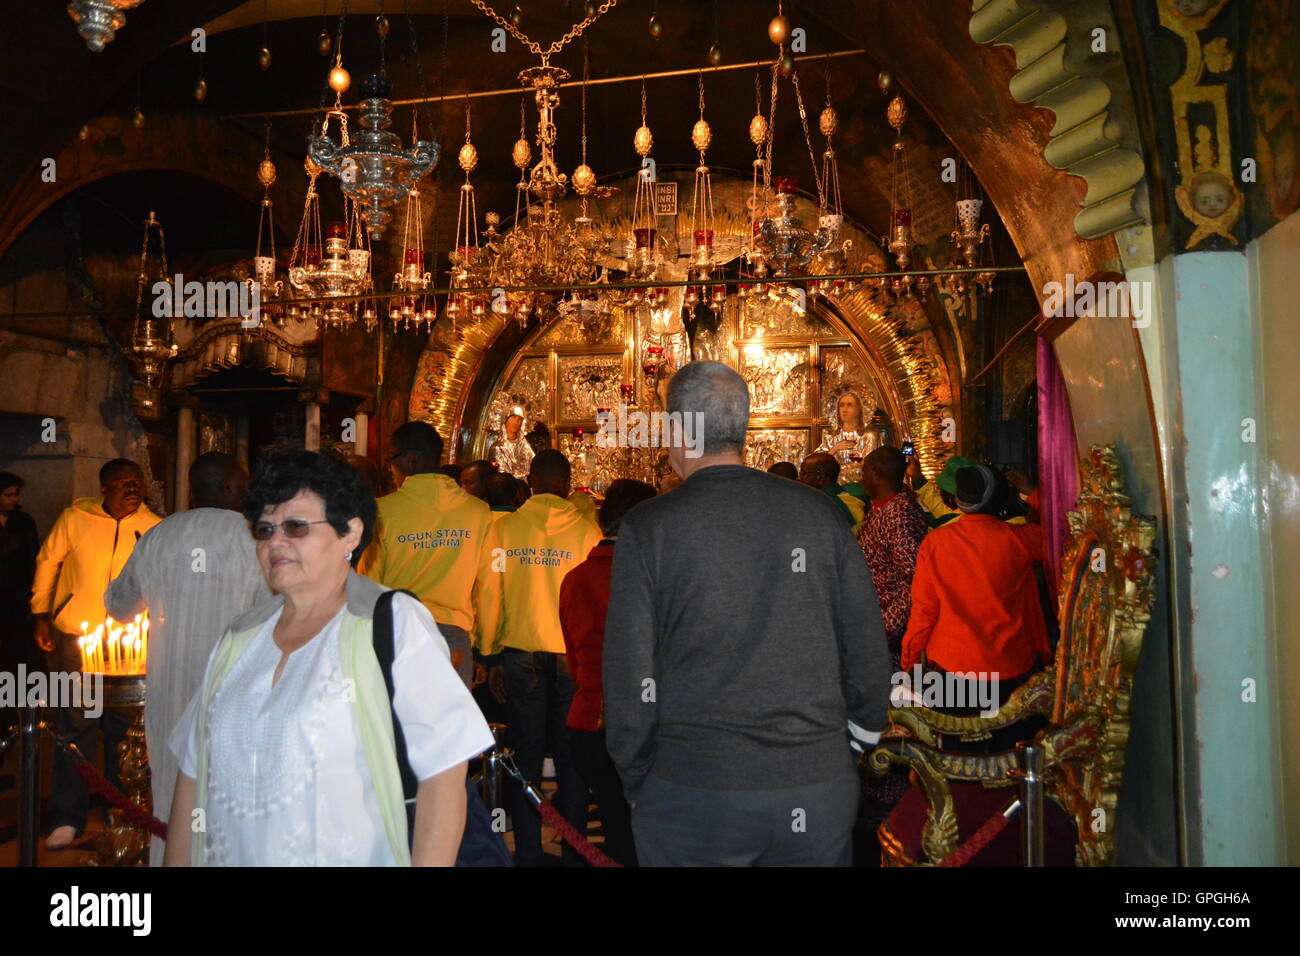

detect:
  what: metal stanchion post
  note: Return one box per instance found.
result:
[1014,741,1045,866]
[18,703,40,867]
[482,722,510,813]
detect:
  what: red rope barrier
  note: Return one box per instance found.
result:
[535,798,621,868]
[935,798,1018,867]
[64,739,620,866]
[56,729,617,865]
[70,760,168,839]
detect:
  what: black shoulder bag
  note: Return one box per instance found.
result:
[373,589,513,866]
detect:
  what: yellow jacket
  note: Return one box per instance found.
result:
[838,492,866,537]
[916,482,1027,525]
[31,497,162,635]
[568,489,598,524]
[473,492,602,655]
[916,481,958,522]
[358,472,492,633]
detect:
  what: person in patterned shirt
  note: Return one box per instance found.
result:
[856,446,929,659]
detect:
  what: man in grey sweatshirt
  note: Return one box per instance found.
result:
[604,361,892,866]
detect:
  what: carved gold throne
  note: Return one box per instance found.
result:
[869,444,1157,866]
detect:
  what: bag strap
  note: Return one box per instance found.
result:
[373,588,420,802]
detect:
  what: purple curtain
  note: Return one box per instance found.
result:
[1037,334,1079,589]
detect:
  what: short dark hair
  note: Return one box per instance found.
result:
[190,452,241,502]
[598,479,656,537]
[800,452,840,489]
[0,471,24,492]
[392,421,443,472]
[529,448,570,492]
[767,461,798,481]
[100,458,141,485]
[243,451,376,565]
[486,472,518,508]
[865,446,908,487]
[441,463,463,483]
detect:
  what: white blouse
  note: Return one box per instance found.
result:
[173,592,494,866]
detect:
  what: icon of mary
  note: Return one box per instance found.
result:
[818,389,887,469]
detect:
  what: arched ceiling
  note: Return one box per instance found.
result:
[3,1,999,274]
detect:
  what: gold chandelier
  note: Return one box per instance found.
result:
[286,157,376,330]
[468,0,621,327]
[482,66,606,328]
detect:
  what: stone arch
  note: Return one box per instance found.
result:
[0,111,306,262]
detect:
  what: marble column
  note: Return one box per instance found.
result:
[175,404,195,512]
[235,415,250,467]
[304,402,321,452]
[354,411,369,456]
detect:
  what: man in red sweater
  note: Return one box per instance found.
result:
[901,465,1050,713]
[558,479,656,867]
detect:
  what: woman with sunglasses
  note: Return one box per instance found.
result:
[164,452,493,866]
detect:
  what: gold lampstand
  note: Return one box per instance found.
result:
[78,614,151,867]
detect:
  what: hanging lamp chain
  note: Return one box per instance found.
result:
[788,66,825,208]
[468,0,620,65]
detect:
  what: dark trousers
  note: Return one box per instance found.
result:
[0,607,40,745]
[570,727,638,867]
[502,648,587,866]
[631,772,860,867]
[46,631,129,834]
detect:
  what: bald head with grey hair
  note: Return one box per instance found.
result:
[666,360,750,457]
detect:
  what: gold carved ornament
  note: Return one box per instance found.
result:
[867,444,1157,866]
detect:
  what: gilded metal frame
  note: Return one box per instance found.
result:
[469,292,911,463]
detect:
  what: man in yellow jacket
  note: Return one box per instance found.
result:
[473,448,601,866]
[359,421,490,688]
[31,458,161,849]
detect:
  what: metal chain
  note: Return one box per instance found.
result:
[468,0,620,63]
[580,37,589,162]
[312,0,351,138]
[403,0,433,139]
[789,67,825,206]
[640,77,647,126]
[763,59,778,189]
[134,215,168,312]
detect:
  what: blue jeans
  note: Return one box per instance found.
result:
[501,648,587,866]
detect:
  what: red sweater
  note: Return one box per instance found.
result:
[901,514,1050,679]
[559,542,615,732]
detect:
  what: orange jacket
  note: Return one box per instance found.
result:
[901,514,1049,679]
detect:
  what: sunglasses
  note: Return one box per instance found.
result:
[252,519,331,540]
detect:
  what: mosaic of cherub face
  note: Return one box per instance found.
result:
[1173,0,1216,17]
[1191,172,1236,217]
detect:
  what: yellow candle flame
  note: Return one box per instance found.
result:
[77,611,148,675]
